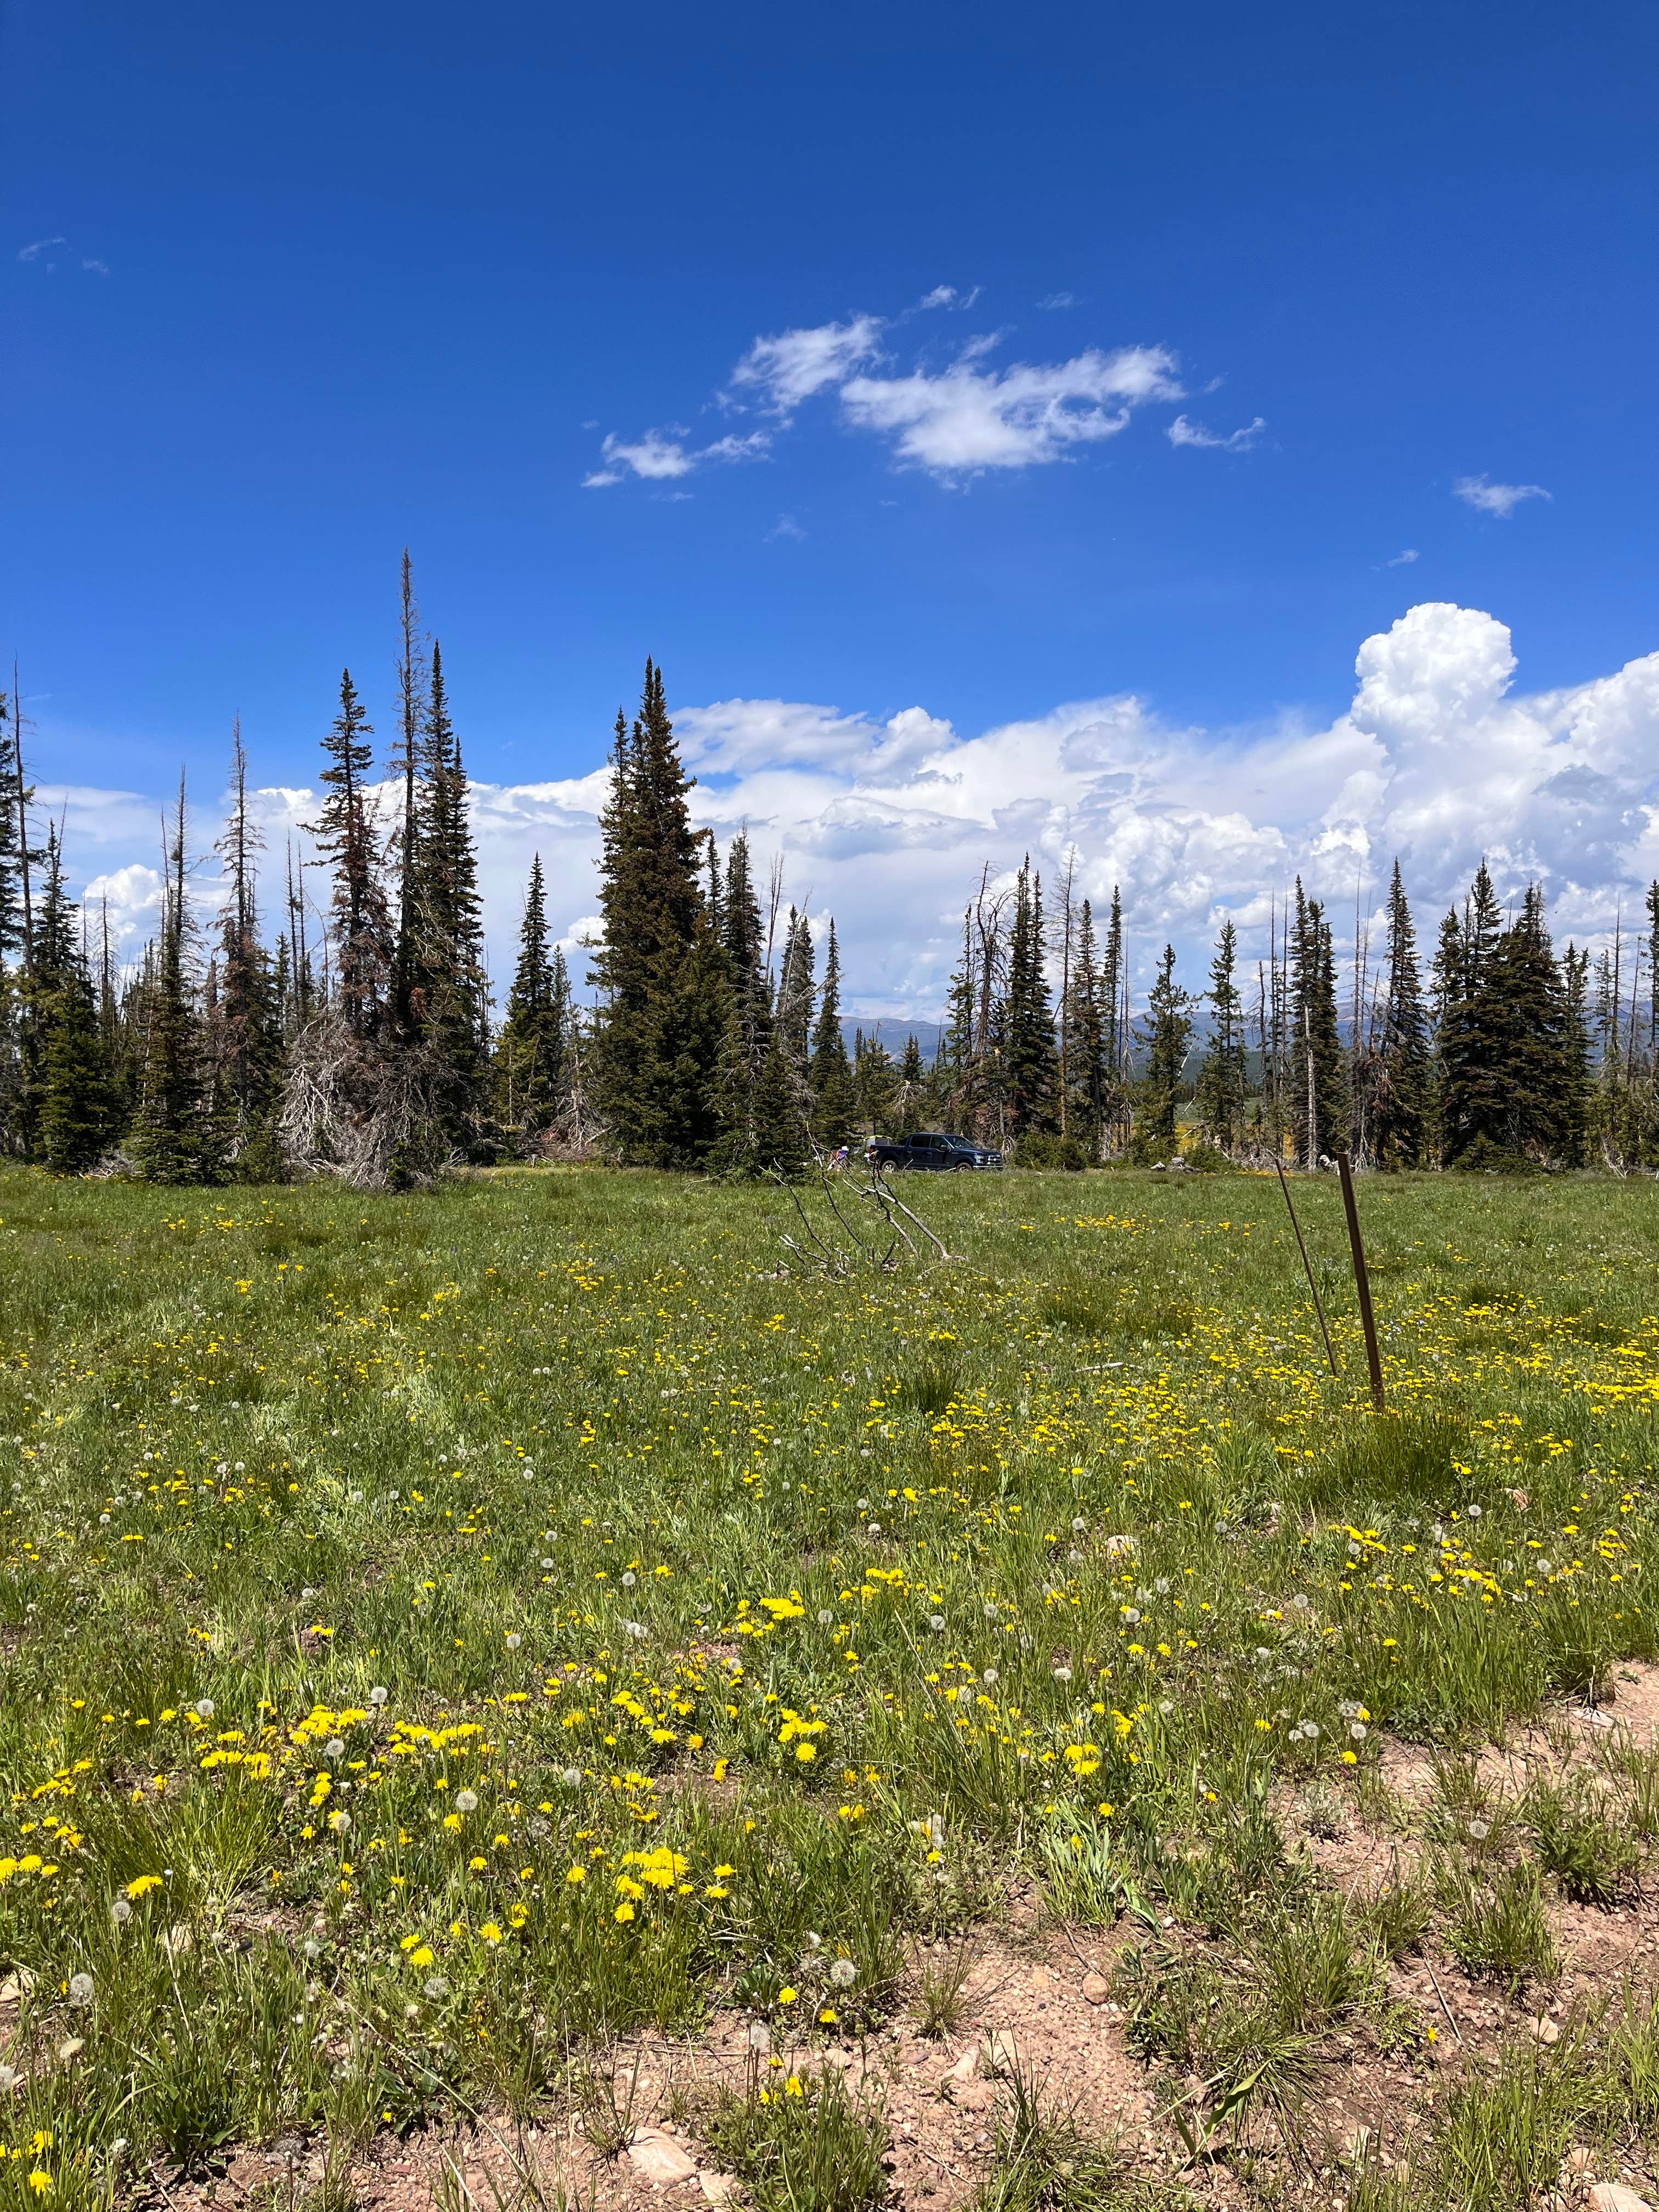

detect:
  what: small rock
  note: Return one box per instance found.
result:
[0,1970,37,2005]
[1525,2015,1561,2045]
[1030,1966,1052,1992]
[940,2046,979,2086]
[626,2129,700,2188]
[161,1923,194,1959]
[951,2080,996,2114]
[1567,2148,1595,2176]
[1081,1973,1110,2006]
[1588,2187,1654,2212]
[1103,1534,1137,1559]
[699,2175,739,2205]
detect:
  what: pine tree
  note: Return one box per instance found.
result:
[1059,897,1110,1162]
[391,549,428,1041]
[131,780,216,1182]
[775,906,815,1070]
[1003,858,1058,1137]
[749,1024,811,1175]
[208,720,281,1165]
[0,686,22,966]
[809,917,855,1147]
[591,663,723,1165]
[1370,860,1431,1169]
[1559,944,1593,1166]
[854,1029,899,1134]
[498,854,570,1146]
[1486,884,1576,1162]
[1134,944,1193,1158]
[1101,887,1126,1151]
[1434,861,1505,1165]
[1194,919,1247,1152]
[1291,881,1348,1165]
[417,642,490,1144]
[309,669,392,1042]
[26,831,116,1172]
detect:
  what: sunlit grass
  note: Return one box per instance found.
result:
[0,1162,1656,2200]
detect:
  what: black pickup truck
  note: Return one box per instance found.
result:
[870,1130,1003,1171]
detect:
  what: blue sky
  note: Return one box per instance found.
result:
[6,1,1659,1012]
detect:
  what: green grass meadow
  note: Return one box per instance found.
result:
[2,1163,1658,2209]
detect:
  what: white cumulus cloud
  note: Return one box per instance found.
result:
[51,605,1659,1026]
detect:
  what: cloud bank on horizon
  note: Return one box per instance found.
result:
[53,602,1659,1025]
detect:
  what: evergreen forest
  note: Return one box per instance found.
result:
[3,562,1655,1186]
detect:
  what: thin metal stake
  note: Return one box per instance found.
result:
[1273,1155,1340,1377]
[1336,1150,1386,1412]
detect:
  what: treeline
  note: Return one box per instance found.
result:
[935,851,1659,1173]
[1,568,1655,1182]
[0,568,876,1184]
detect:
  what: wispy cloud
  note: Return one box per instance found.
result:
[1388,548,1420,566]
[17,236,110,275]
[1036,291,1075,311]
[81,258,110,276]
[767,513,806,541]
[1166,413,1265,452]
[725,315,884,417]
[840,344,1183,477]
[583,426,771,489]
[586,301,1212,488]
[1454,473,1551,518]
[18,236,66,262]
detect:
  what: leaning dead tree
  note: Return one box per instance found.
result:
[769,1154,958,1279]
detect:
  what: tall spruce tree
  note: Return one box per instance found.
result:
[1062,895,1109,1161]
[309,669,392,1042]
[1559,944,1593,1166]
[498,855,569,1145]
[131,781,216,1182]
[208,720,281,1162]
[1370,860,1432,1169]
[1194,918,1247,1152]
[591,663,723,1165]
[391,549,428,1040]
[28,830,115,1172]
[1290,881,1348,1164]
[1434,861,1506,1165]
[1101,887,1126,1150]
[1487,884,1574,1162]
[775,906,815,1070]
[1003,858,1059,1137]
[1135,944,1194,1157]
[417,642,490,1143]
[809,917,855,1147]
